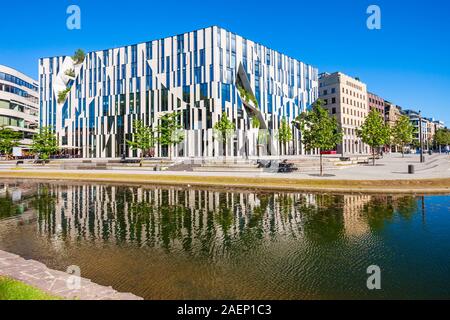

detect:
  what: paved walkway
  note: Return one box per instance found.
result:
[0,250,142,300]
[1,154,449,180]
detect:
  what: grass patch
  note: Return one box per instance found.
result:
[0,276,59,300]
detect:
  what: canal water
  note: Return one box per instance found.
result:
[0,180,449,299]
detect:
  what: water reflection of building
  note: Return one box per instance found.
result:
[37,184,309,253]
[0,182,38,230]
[342,195,372,237]
[3,183,419,255]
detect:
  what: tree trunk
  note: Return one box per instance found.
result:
[372,148,376,166]
[140,152,143,167]
[320,152,323,176]
[402,144,405,158]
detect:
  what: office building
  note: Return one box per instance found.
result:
[319,72,369,154]
[39,26,318,158]
[0,65,39,149]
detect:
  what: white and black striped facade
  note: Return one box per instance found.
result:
[39,26,318,158]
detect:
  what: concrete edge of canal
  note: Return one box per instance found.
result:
[0,171,450,195]
[0,250,143,300]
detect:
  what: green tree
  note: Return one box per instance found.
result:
[357,109,391,166]
[157,112,184,160]
[297,99,342,176]
[434,128,450,152]
[251,117,260,129]
[257,129,270,157]
[72,49,85,64]
[127,120,155,167]
[31,127,59,164]
[0,126,22,159]
[213,112,236,157]
[392,115,415,157]
[277,118,292,155]
[57,88,71,104]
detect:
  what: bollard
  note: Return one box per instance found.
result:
[408,165,415,174]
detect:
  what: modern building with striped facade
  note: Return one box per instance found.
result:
[39,26,318,158]
[0,65,39,148]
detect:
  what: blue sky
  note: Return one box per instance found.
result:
[1,0,449,124]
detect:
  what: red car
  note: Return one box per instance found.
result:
[320,150,337,155]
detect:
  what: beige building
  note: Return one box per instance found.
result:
[384,101,401,127]
[384,102,402,152]
[319,72,369,155]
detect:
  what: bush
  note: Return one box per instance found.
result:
[237,85,258,108]
[65,69,75,78]
[57,88,71,104]
[72,49,85,64]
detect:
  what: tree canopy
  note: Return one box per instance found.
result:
[157,112,184,159]
[296,99,342,175]
[0,126,22,157]
[434,128,450,147]
[358,110,391,149]
[127,120,155,165]
[357,109,390,165]
[213,112,235,156]
[31,127,59,162]
[277,118,293,155]
[297,99,342,152]
[392,115,415,156]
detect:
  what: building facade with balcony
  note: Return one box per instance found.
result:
[0,65,39,149]
[39,26,318,159]
[319,72,369,155]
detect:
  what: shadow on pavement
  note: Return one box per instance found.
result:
[308,174,336,177]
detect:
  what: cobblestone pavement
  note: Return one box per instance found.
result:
[0,250,143,300]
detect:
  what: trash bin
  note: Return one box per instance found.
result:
[408,165,415,174]
[428,150,432,155]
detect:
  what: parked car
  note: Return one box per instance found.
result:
[320,150,337,155]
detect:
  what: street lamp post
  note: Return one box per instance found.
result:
[419,110,424,163]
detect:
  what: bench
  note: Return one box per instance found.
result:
[33,160,49,164]
[120,159,141,164]
[278,161,298,173]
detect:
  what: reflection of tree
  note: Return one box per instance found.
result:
[215,205,233,234]
[363,196,418,232]
[128,201,154,246]
[249,194,269,228]
[0,193,22,219]
[32,185,57,235]
[395,196,417,220]
[299,195,345,244]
